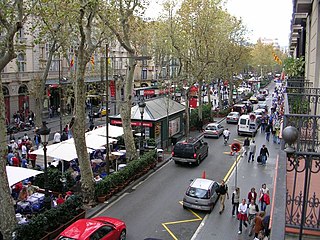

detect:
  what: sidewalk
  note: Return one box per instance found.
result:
[192,130,280,240]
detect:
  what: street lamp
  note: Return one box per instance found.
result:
[138,99,146,156]
[36,121,51,209]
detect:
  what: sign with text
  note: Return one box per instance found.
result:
[111,119,153,127]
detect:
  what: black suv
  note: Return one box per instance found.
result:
[172,137,209,166]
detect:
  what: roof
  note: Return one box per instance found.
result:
[191,178,215,190]
[111,97,185,121]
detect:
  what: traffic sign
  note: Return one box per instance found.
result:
[230,142,241,152]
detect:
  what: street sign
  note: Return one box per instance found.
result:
[230,142,241,152]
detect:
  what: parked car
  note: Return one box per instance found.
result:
[253,109,266,125]
[172,137,208,166]
[257,94,266,101]
[56,216,126,240]
[204,123,224,138]
[183,178,220,213]
[226,112,240,124]
[249,96,259,104]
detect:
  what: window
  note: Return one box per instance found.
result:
[90,226,113,240]
[17,53,26,72]
[186,187,210,199]
[142,69,147,79]
[240,119,247,125]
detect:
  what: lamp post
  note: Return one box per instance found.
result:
[138,99,146,156]
[36,121,51,209]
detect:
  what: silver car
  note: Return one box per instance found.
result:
[226,112,240,124]
[183,178,220,213]
[204,123,224,138]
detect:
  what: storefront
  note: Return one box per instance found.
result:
[109,97,185,148]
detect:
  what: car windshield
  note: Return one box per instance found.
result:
[206,126,217,130]
[186,187,210,199]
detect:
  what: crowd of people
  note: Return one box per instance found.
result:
[215,85,286,239]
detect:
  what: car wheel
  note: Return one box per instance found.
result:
[119,230,126,240]
[174,161,179,164]
[183,205,187,209]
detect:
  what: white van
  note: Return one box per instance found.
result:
[237,114,259,136]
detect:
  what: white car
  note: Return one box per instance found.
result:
[226,112,240,124]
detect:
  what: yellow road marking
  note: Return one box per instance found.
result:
[161,147,243,239]
[224,153,241,182]
[161,201,203,239]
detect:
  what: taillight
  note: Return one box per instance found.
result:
[208,189,211,198]
[194,153,197,159]
[213,131,217,134]
[226,117,230,120]
[171,151,174,156]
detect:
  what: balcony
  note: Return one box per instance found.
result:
[271,78,320,239]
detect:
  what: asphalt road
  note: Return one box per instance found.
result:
[91,83,276,240]
[92,121,241,240]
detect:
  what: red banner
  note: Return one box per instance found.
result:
[110,80,116,97]
[143,89,155,96]
[111,119,153,127]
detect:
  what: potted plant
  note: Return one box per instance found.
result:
[146,138,156,149]
[95,181,107,202]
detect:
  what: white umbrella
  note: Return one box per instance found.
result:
[32,141,94,161]
[6,166,43,186]
[91,124,124,138]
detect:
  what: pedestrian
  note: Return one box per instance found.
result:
[265,124,271,142]
[260,116,266,132]
[259,145,269,166]
[262,215,271,237]
[216,180,229,214]
[243,137,250,157]
[253,212,265,238]
[237,198,248,234]
[248,199,260,236]
[259,183,270,212]
[53,131,61,144]
[28,147,37,169]
[248,187,258,203]
[231,187,240,217]
[248,140,256,162]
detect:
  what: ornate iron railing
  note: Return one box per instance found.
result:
[282,87,320,238]
[286,78,313,88]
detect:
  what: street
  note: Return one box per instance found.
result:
[90,84,276,240]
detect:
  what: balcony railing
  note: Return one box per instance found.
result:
[274,78,320,239]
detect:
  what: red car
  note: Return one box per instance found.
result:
[56,217,126,240]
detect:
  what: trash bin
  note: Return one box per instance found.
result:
[157,149,164,162]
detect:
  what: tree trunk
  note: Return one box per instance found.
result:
[119,56,137,160]
[197,81,203,123]
[33,75,44,128]
[218,80,222,110]
[207,84,213,121]
[228,76,234,106]
[0,77,17,239]
[72,56,95,204]
[185,90,190,139]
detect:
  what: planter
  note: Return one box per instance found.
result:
[97,195,106,203]
[41,224,65,240]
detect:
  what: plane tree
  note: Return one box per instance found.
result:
[0,1,30,238]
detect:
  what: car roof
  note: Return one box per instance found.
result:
[207,123,219,126]
[59,218,105,239]
[59,217,122,239]
[191,178,215,190]
[228,112,239,115]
